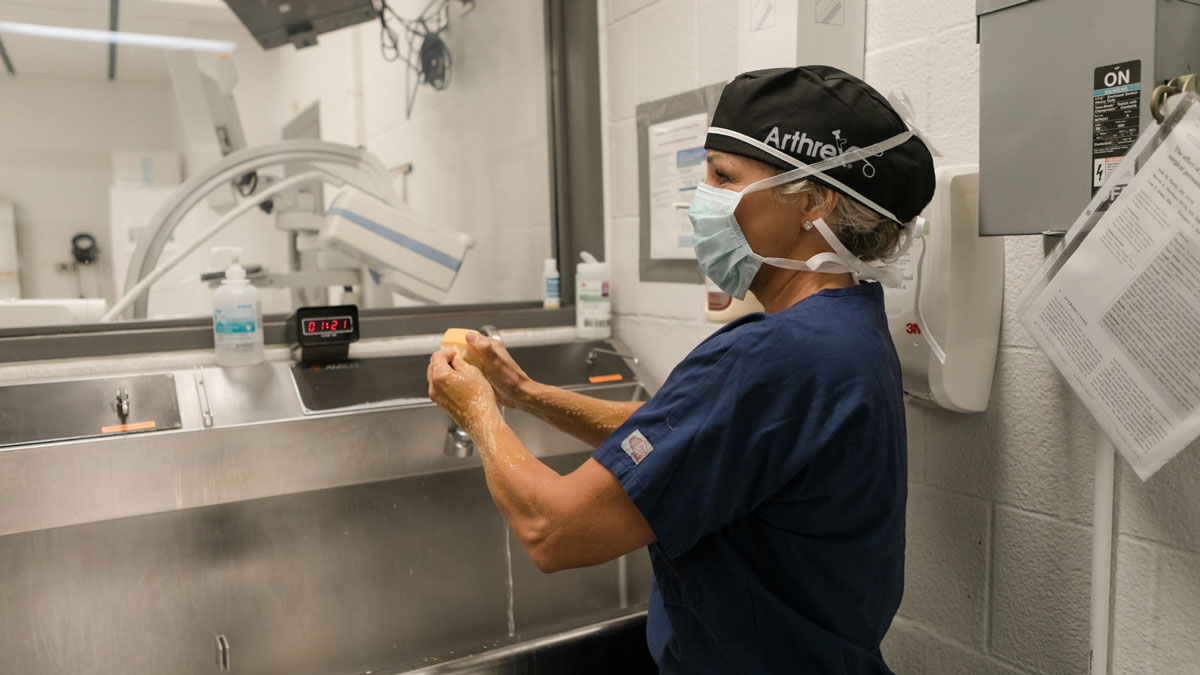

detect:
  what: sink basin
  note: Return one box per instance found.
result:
[391,610,656,675]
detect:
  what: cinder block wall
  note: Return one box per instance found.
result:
[597,1,1200,672]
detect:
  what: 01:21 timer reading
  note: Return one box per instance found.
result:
[303,317,353,336]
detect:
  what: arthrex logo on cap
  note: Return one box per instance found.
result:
[763,127,876,178]
[621,429,654,465]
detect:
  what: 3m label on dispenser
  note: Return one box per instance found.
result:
[1092,60,1141,195]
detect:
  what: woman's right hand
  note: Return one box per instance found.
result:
[465,332,538,409]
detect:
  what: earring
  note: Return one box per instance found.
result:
[802,221,814,231]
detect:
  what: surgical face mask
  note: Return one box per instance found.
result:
[689,180,862,300]
[687,177,944,365]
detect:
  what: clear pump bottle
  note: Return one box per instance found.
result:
[212,263,264,366]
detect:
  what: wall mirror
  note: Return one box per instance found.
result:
[0,0,600,353]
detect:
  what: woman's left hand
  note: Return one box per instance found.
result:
[427,348,498,430]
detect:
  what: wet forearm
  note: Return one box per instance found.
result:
[466,408,561,550]
[467,409,653,573]
[514,381,642,448]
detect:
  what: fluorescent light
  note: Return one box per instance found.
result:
[0,21,237,53]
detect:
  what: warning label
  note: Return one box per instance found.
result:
[1092,60,1141,195]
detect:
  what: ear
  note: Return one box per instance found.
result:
[811,189,840,220]
[805,189,839,223]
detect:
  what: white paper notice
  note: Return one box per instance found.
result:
[648,112,708,260]
[1021,98,1200,479]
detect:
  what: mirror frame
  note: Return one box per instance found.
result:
[0,0,604,363]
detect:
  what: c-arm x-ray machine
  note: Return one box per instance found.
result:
[104,51,474,322]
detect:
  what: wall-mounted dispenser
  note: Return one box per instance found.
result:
[885,165,1003,413]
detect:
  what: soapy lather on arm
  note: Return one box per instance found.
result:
[427,347,654,573]
[463,332,644,447]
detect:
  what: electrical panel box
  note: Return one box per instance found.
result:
[977,0,1200,235]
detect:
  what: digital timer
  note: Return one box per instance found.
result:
[286,305,360,363]
[302,317,354,337]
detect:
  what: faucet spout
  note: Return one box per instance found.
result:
[444,425,474,458]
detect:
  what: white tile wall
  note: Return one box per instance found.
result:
[598,0,1200,673]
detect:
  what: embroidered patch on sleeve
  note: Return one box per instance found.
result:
[620,429,654,465]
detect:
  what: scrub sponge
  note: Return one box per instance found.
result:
[441,328,483,368]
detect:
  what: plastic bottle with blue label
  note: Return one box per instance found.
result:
[212,263,264,367]
[543,258,561,309]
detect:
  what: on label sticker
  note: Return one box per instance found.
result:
[621,429,654,465]
[1092,60,1141,195]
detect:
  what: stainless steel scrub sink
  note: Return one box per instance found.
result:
[0,338,656,675]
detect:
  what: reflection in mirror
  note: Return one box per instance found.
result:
[0,0,553,329]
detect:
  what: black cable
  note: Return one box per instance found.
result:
[376,0,457,118]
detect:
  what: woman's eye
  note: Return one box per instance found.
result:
[715,171,731,184]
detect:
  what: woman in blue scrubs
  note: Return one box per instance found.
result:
[427,66,936,674]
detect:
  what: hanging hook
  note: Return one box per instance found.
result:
[1151,74,1197,124]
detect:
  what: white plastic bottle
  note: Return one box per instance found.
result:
[212,263,264,366]
[543,258,561,309]
[575,251,611,339]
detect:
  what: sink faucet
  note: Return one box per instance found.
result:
[443,325,504,458]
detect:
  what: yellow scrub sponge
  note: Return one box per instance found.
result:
[441,328,483,368]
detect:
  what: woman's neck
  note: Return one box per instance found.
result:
[751,267,854,313]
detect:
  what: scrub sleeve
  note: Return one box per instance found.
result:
[592,325,820,558]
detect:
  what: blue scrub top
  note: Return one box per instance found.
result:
[593,283,907,674]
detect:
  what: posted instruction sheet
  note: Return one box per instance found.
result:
[1020,93,1200,479]
[647,112,707,260]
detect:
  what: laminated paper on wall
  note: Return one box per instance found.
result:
[1018,92,1200,480]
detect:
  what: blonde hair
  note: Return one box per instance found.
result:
[771,176,902,262]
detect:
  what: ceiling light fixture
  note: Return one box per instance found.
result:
[0,20,236,53]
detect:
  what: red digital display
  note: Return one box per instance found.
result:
[301,315,354,337]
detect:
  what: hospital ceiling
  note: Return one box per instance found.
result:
[0,0,246,80]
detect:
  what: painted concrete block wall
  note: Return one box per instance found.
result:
[599,0,1200,672]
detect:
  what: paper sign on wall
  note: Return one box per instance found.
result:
[1019,92,1200,480]
[647,112,707,260]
